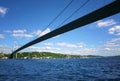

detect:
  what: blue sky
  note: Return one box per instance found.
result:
[0,0,120,56]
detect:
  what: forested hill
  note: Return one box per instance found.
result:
[0,52,103,59]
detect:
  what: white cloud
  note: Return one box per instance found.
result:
[116,48,120,51]
[79,48,97,55]
[41,41,120,56]
[56,42,77,48]
[13,29,26,33]
[45,46,52,50]
[77,42,86,48]
[28,46,61,53]
[39,28,51,36]
[5,29,27,34]
[5,28,51,39]
[100,38,120,56]
[12,29,33,38]
[25,41,100,55]
[43,42,54,46]
[14,38,119,56]
[0,6,8,16]
[59,48,97,55]
[108,25,120,36]
[4,29,34,38]
[111,38,120,43]
[56,42,86,48]
[94,38,120,56]
[42,42,86,54]
[33,28,51,37]
[28,46,41,50]
[34,30,42,36]
[40,42,94,55]
[104,48,111,51]
[97,19,116,27]
[53,47,60,51]
[0,34,4,39]
[12,33,33,38]
[103,38,120,51]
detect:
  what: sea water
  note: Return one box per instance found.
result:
[0,57,120,81]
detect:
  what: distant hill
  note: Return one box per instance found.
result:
[0,52,103,59]
[16,52,67,59]
[113,55,120,58]
[11,52,103,59]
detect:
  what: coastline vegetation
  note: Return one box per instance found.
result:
[1,52,120,59]
[0,52,103,59]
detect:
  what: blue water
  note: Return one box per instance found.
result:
[0,58,120,81]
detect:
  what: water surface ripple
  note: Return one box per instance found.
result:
[0,58,120,81]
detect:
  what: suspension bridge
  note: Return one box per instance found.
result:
[10,0,120,59]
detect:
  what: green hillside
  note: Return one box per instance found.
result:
[14,52,67,59]
[0,52,103,59]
